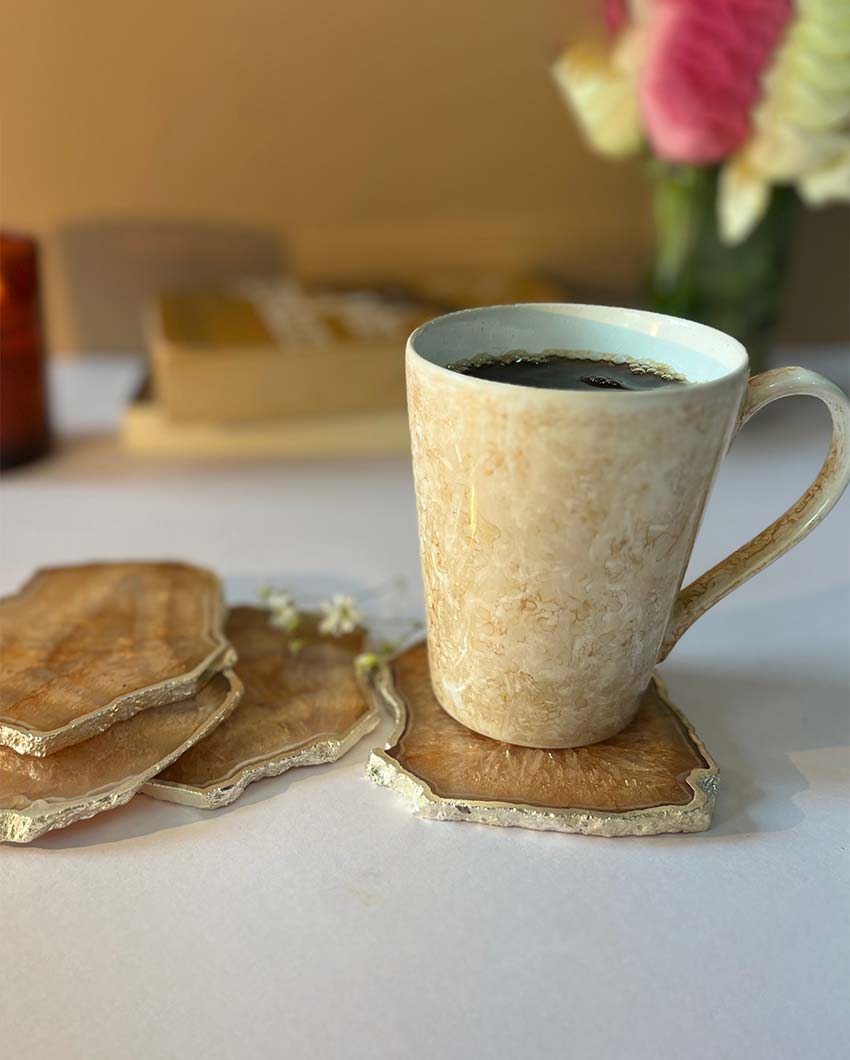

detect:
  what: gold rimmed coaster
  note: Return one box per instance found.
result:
[0,671,242,844]
[365,643,718,837]
[144,607,379,809]
[0,562,234,755]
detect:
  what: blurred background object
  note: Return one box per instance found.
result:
[0,0,847,461]
[56,220,286,353]
[123,270,566,456]
[0,234,52,469]
[3,2,847,350]
[552,0,850,368]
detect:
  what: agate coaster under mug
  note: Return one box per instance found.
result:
[365,643,717,837]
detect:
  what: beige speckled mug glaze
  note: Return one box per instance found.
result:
[408,304,850,748]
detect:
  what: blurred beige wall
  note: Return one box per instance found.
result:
[2,0,847,354]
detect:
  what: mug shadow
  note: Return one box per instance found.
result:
[660,662,849,839]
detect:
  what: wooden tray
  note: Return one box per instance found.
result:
[144,607,378,808]
[365,643,718,837]
[149,286,417,423]
[0,562,234,755]
[0,671,241,843]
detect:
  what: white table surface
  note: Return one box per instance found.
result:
[2,351,849,1060]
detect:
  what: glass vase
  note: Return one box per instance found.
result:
[647,163,798,374]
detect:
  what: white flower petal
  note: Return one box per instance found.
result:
[735,0,850,202]
[718,159,771,245]
[798,145,850,203]
[551,40,643,160]
[317,594,363,637]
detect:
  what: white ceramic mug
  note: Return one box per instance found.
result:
[407,304,850,748]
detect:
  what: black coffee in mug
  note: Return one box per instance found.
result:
[447,350,686,391]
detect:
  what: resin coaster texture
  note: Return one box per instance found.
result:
[144,607,378,809]
[0,672,242,844]
[366,643,718,837]
[0,562,234,755]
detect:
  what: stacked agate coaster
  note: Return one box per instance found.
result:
[144,607,378,808]
[0,563,377,843]
[364,642,718,837]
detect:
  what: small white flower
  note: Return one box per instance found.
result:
[269,605,300,632]
[318,594,363,637]
[259,586,300,633]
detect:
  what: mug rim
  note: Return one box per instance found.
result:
[408,303,750,398]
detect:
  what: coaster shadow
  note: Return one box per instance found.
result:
[23,746,371,852]
[25,663,843,848]
[660,662,849,838]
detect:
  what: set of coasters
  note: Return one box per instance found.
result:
[0,564,376,843]
[1,562,717,844]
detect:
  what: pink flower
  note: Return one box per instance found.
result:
[603,0,630,35]
[639,0,793,164]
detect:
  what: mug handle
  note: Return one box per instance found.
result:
[658,366,850,661]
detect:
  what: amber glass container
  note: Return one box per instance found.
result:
[0,234,51,469]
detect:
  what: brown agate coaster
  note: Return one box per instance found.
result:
[144,607,379,809]
[0,671,241,844]
[365,643,717,837]
[0,562,234,755]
